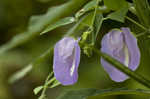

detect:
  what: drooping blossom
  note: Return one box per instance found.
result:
[101,27,140,82]
[53,37,80,85]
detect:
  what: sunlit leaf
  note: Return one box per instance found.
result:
[75,0,97,18]
[40,17,75,35]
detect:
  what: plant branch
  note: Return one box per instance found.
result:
[125,16,148,31]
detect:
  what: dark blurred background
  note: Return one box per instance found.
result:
[0,0,150,99]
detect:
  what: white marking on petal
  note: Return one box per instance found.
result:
[70,59,76,76]
[124,45,129,67]
[70,49,76,76]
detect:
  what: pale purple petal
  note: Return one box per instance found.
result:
[53,37,80,85]
[121,28,140,70]
[101,28,140,82]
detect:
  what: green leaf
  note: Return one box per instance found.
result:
[34,86,43,95]
[75,0,97,18]
[81,12,95,27]
[28,15,44,29]
[57,88,150,99]
[92,13,103,43]
[133,0,150,28]
[103,0,128,11]
[40,17,75,35]
[8,64,32,84]
[107,7,128,22]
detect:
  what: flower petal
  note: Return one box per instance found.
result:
[101,29,128,82]
[101,58,128,81]
[121,27,140,70]
[53,37,80,85]
[101,28,140,82]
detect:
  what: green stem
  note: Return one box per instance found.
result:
[46,77,56,86]
[135,31,147,38]
[91,0,99,25]
[39,72,53,99]
[91,0,100,44]
[125,16,148,31]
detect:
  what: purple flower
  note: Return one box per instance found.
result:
[101,27,140,82]
[53,37,80,85]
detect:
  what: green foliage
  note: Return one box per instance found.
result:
[8,47,54,83]
[125,16,148,32]
[40,17,75,35]
[77,0,103,45]
[103,0,128,11]
[1,0,150,99]
[90,0,102,45]
[38,73,61,99]
[92,13,103,43]
[106,7,128,22]
[133,0,150,28]
[75,0,97,19]
[57,88,150,99]
[0,0,89,55]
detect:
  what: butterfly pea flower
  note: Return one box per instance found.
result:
[101,27,140,82]
[53,37,80,85]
